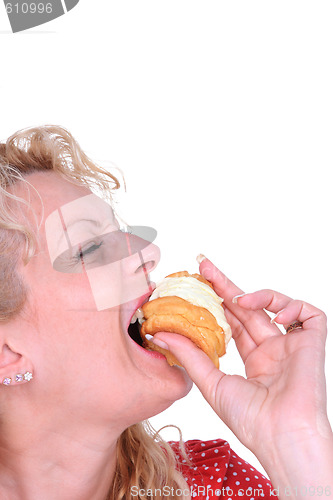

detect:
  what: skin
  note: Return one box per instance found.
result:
[1,171,332,498]
[0,171,192,500]
[152,258,333,499]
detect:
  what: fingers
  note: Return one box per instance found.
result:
[199,258,244,301]
[234,289,292,313]
[199,258,282,345]
[273,300,327,335]
[198,257,326,347]
[223,307,257,363]
[234,289,327,336]
[150,331,227,401]
[150,331,255,430]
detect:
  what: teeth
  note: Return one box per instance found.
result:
[130,315,137,324]
[135,307,144,319]
[130,307,145,324]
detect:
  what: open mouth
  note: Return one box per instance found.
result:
[127,307,145,347]
[128,319,143,347]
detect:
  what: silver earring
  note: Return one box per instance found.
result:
[23,372,33,381]
[2,372,33,386]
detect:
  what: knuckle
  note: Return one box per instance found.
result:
[302,300,326,318]
[231,322,246,341]
[317,308,327,325]
[256,288,274,296]
[257,288,283,308]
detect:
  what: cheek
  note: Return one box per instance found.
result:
[27,249,125,313]
[45,264,127,313]
[30,263,127,367]
[38,307,125,378]
[33,265,102,314]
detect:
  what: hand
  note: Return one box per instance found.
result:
[151,258,332,462]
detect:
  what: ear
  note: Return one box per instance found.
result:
[0,343,34,387]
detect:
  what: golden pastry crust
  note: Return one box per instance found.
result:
[140,272,227,368]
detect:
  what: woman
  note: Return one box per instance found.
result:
[0,126,331,500]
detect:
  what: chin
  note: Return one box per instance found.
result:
[166,364,193,397]
[151,365,193,410]
[136,377,193,424]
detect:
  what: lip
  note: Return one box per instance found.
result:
[125,288,153,332]
[122,282,167,360]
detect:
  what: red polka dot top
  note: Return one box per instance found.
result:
[169,439,273,499]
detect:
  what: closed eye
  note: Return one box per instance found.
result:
[75,241,103,262]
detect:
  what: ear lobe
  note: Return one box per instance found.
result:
[2,372,33,386]
[0,344,34,387]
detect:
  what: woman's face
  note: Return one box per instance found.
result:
[16,172,192,432]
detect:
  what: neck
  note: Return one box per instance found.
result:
[0,418,120,500]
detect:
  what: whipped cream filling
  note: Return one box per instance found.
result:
[147,276,232,345]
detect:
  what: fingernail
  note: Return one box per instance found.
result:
[270,309,285,323]
[270,314,277,324]
[232,293,246,304]
[196,254,207,265]
[145,334,169,350]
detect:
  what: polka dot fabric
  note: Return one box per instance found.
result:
[169,439,272,499]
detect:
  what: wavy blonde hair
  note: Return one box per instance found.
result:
[0,125,190,499]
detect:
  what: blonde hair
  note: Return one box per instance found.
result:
[0,125,190,499]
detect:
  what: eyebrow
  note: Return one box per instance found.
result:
[66,218,103,229]
[56,216,105,252]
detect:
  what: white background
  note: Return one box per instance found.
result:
[1,1,332,477]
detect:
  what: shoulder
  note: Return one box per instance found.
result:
[169,439,273,498]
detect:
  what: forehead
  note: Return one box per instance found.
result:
[21,171,95,219]
[45,191,116,253]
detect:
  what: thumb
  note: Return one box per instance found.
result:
[152,332,259,445]
[151,331,227,406]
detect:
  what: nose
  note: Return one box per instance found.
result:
[124,233,161,277]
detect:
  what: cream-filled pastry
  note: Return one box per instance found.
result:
[139,271,232,367]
